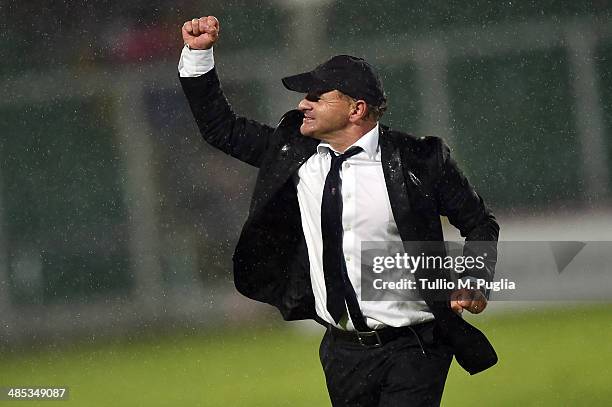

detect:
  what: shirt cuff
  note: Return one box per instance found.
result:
[178,46,215,77]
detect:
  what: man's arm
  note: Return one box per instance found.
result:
[179,16,274,168]
[434,140,500,314]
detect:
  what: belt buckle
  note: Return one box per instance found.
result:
[356,330,383,348]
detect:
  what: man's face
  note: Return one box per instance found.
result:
[297,90,354,139]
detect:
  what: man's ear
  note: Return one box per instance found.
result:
[349,100,368,123]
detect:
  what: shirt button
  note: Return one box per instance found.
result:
[344,163,350,168]
[346,224,352,231]
[345,256,351,262]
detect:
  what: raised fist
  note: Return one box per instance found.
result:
[182,16,219,50]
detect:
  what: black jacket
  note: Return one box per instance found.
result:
[180,68,500,374]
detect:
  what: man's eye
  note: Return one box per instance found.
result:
[305,93,321,102]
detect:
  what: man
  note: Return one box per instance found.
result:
[179,15,499,407]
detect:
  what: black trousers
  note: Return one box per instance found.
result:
[319,322,453,407]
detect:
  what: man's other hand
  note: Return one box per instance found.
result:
[450,288,487,314]
[182,16,219,50]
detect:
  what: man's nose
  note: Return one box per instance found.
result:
[298,98,312,112]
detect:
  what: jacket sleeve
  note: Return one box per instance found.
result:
[434,140,500,286]
[179,67,274,168]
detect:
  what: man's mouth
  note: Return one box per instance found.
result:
[303,116,314,122]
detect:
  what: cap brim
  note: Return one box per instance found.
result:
[281,72,319,93]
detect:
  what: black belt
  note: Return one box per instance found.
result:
[328,321,435,352]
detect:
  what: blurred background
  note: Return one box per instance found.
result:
[1,0,611,405]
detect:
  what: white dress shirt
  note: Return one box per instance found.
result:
[179,47,435,330]
[295,128,434,330]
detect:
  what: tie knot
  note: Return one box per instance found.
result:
[330,146,362,168]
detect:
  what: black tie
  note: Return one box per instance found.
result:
[321,146,369,331]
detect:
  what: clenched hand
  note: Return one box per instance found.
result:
[182,16,219,50]
[450,288,487,314]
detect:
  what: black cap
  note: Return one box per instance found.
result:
[282,55,386,107]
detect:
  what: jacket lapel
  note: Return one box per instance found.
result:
[250,132,318,219]
[379,126,421,242]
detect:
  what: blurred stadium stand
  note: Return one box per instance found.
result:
[0,0,611,346]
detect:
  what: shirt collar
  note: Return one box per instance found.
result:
[316,123,380,159]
